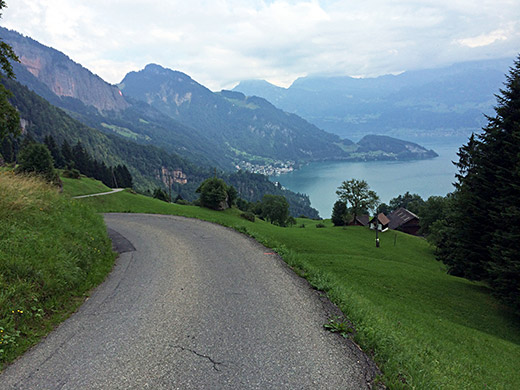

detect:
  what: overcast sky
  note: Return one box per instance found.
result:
[3,0,519,90]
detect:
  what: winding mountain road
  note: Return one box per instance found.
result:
[1,213,378,389]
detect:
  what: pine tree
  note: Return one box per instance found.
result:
[61,140,74,168]
[44,135,64,168]
[439,55,520,310]
[0,1,21,141]
[331,200,348,226]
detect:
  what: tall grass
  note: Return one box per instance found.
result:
[0,171,115,369]
[81,187,520,389]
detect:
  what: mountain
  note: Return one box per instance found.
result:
[119,64,352,164]
[0,28,231,170]
[1,27,437,169]
[234,58,513,142]
[3,77,320,218]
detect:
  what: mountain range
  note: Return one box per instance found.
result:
[234,58,513,143]
[1,27,437,172]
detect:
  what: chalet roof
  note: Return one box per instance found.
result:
[370,213,390,226]
[388,207,419,229]
[355,215,370,226]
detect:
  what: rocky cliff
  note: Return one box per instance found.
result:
[1,28,129,112]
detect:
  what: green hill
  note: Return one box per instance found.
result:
[4,79,319,218]
[78,182,520,390]
[0,171,115,369]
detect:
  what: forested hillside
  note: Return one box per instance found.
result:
[3,79,319,218]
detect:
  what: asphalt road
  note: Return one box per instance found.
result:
[1,213,379,389]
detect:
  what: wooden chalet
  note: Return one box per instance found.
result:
[387,207,421,235]
[349,215,370,227]
[369,213,390,232]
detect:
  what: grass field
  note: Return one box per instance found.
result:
[2,174,519,388]
[61,175,111,197]
[79,184,520,389]
[0,172,115,369]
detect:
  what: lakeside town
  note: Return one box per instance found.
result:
[235,160,296,176]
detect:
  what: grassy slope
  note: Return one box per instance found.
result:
[61,175,112,197]
[80,186,520,390]
[0,172,115,369]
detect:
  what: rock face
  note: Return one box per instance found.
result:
[1,28,129,112]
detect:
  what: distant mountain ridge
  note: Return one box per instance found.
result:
[1,27,438,170]
[234,58,513,142]
[119,63,351,164]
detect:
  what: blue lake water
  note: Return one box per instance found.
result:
[276,141,463,218]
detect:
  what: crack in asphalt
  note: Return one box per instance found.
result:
[172,345,225,372]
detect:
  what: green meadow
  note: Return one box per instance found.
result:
[79,180,520,389]
[2,174,519,389]
[0,172,115,369]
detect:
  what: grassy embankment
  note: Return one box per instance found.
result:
[0,172,115,369]
[77,178,520,390]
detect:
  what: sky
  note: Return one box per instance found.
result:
[3,0,519,91]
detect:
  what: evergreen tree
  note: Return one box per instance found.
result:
[437,55,520,310]
[331,200,348,226]
[44,135,64,168]
[16,142,56,182]
[61,139,74,168]
[0,134,14,163]
[0,1,21,141]
[72,141,92,176]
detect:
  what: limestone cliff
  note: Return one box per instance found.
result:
[1,28,129,112]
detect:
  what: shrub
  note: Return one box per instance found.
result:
[62,168,81,179]
[196,178,229,210]
[16,143,57,182]
[316,223,326,228]
[240,212,256,222]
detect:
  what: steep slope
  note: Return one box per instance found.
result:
[4,79,319,218]
[0,28,231,170]
[120,64,352,164]
[234,58,512,141]
[2,28,129,112]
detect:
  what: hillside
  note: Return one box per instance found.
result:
[1,27,437,168]
[76,181,520,390]
[4,78,319,218]
[234,58,513,142]
[0,171,115,369]
[119,64,352,165]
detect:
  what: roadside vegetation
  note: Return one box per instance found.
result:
[77,182,520,389]
[0,171,115,369]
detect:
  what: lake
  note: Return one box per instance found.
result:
[276,140,464,218]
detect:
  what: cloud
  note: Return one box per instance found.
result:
[455,29,509,48]
[3,0,520,90]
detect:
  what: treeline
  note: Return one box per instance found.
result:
[394,57,520,313]
[430,57,520,312]
[4,78,320,218]
[223,170,320,219]
[2,134,133,188]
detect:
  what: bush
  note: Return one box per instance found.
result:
[16,143,57,183]
[316,223,326,228]
[196,178,230,210]
[153,188,170,202]
[240,212,256,222]
[62,168,81,179]
[260,194,290,226]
